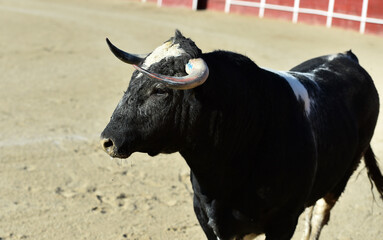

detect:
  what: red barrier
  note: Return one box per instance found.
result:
[162,0,194,8]
[150,0,383,36]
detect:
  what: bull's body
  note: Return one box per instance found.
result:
[101,31,383,240]
[180,50,379,239]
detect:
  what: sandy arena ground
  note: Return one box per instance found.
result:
[0,0,382,239]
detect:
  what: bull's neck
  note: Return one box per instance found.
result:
[179,74,270,196]
[179,103,264,188]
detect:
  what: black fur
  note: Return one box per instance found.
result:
[101,31,382,240]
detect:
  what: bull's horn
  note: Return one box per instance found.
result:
[106,38,147,65]
[133,58,209,90]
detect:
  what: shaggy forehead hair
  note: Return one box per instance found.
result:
[142,30,202,75]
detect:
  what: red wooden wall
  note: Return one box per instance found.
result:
[156,0,383,35]
[162,0,194,8]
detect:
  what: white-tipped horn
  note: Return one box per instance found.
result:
[106,38,147,65]
[133,58,209,90]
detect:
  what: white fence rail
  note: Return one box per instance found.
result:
[224,0,383,34]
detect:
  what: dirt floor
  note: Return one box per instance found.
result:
[0,0,383,239]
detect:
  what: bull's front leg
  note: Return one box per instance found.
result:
[193,194,217,240]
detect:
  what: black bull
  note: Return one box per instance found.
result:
[100,31,383,240]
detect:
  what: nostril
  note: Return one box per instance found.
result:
[101,138,114,150]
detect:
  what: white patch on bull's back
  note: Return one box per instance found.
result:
[265,68,311,115]
[327,54,339,61]
[142,41,186,69]
[294,72,315,81]
[312,67,330,74]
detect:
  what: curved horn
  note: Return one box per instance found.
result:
[106,38,147,65]
[133,58,209,90]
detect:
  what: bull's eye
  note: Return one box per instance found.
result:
[151,86,168,96]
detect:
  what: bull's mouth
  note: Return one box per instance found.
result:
[147,151,160,157]
[109,151,132,159]
[104,149,132,159]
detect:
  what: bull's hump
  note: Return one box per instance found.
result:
[142,41,186,69]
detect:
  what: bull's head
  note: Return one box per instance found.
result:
[100,31,209,158]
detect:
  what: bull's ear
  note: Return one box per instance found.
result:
[133,58,209,90]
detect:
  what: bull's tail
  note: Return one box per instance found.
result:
[364,145,383,200]
[345,50,359,64]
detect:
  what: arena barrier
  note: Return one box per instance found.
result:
[142,0,383,36]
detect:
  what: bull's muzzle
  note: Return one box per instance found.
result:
[100,138,116,157]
